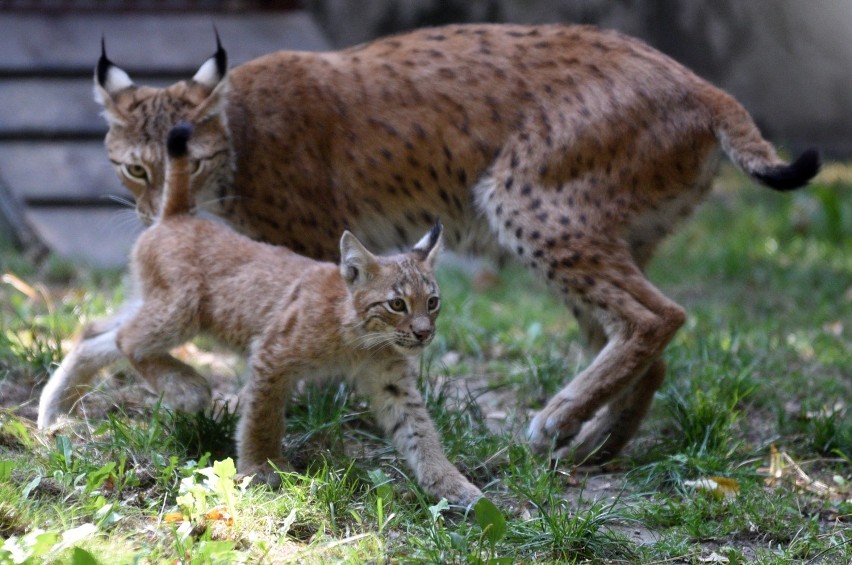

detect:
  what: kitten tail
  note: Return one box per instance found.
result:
[160,122,194,219]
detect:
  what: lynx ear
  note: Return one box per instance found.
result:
[190,30,230,122]
[93,37,133,126]
[340,231,379,286]
[411,220,443,269]
[192,29,228,88]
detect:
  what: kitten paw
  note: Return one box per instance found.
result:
[428,473,483,508]
[451,482,484,508]
[239,459,291,488]
[159,374,212,413]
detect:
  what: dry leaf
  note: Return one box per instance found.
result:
[163,512,186,523]
[101,476,115,493]
[205,505,234,526]
[759,445,846,501]
[683,476,740,498]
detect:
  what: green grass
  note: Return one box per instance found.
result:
[1,165,850,563]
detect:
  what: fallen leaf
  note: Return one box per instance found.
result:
[205,505,234,526]
[758,446,847,501]
[163,512,186,523]
[683,476,740,498]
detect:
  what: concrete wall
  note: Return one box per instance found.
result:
[306,0,852,156]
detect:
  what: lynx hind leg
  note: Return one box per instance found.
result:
[234,353,295,486]
[115,304,211,415]
[527,250,683,453]
[553,306,669,463]
[561,359,668,463]
[38,322,123,429]
[37,305,140,429]
[478,175,685,456]
[358,361,482,507]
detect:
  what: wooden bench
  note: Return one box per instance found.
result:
[0,8,330,267]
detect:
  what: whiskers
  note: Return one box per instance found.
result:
[105,194,137,209]
[352,331,398,352]
[102,205,145,245]
[196,194,244,211]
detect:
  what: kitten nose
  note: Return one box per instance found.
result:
[413,327,432,342]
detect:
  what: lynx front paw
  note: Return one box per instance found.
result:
[449,481,484,508]
[425,471,482,507]
[238,458,290,488]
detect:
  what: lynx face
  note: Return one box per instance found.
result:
[341,226,442,355]
[95,46,233,224]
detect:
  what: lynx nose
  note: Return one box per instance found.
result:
[413,328,432,342]
[411,319,433,343]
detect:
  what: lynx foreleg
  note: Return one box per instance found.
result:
[359,360,482,507]
[235,354,295,486]
[115,302,211,414]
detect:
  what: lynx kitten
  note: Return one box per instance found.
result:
[38,123,481,506]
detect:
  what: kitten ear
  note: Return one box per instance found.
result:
[340,231,379,286]
[412,219,443,269]
[190,30,230,122]
[93,37,133,126]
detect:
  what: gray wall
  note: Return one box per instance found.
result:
[307,0,852,156]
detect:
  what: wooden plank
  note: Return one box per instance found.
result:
[0,171,49,261]
[0,10,332,267]
[0,12,331,73]
[0,141,120,201]
[26,207,142,267]
[0,79,106,137]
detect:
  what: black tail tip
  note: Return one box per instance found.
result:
[754,148,821,191]
[167,122,193,158]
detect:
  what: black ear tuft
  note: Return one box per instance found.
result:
[411,218,443,260]
[97,35,112,87]
[213,25,228,77]
[754,148,821,191]
[167,122,193,158]
[427,218,443,249]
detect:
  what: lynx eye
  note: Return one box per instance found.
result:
[427,296,440,312]
[123,163,149,182]
[388,298,407,313]
[189,159,202,175]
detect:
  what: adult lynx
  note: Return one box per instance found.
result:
[90,23,818,461]
[38,124,481,505]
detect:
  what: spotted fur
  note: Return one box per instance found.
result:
[91,23,818,461]
[38,125,479,505]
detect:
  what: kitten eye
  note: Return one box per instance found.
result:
[123,163,149,182]
[189,159,202,175]
[388,298,407,313]
[427,296,440,312]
